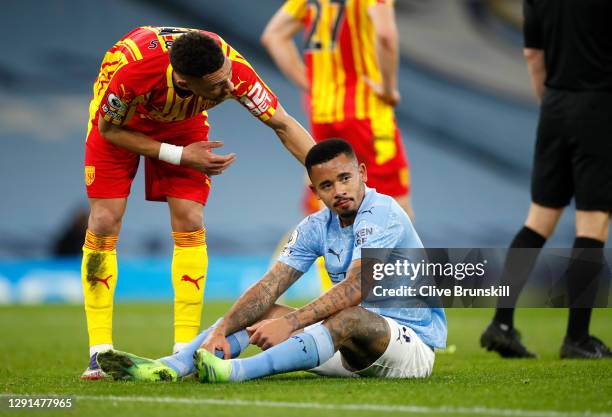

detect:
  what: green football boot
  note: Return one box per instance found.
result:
[194,348,233,383]
[96,350,177,382]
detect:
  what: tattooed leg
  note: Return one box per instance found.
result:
[323,306,390,371]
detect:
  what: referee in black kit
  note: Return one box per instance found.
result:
[480,0,612,359]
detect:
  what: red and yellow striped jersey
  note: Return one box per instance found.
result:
[283,0,395,132]
[87,26,278,137]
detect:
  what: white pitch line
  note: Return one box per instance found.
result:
[5,394,604,417]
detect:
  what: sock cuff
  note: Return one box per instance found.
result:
[229,329,250,352]
[303,323,335,366]
[172,229,206,247]
[515,226,547,248]
[84,230,118,251]
[574,237,605,248]
[89,344,113,357]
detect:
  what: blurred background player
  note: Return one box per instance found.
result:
[81,27,314,379]
[262,0,411,291]
[481,0,612,359]
[261,0,411,217]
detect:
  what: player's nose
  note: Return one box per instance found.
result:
[333,184,347,196]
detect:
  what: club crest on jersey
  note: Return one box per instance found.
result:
[239,81,272,117]
[85,166,95,186]
[281,229,299,257]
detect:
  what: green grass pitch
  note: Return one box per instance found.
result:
[1,303,611,417]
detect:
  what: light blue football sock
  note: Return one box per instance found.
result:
[161,319,249,377]
[229,323,335,382]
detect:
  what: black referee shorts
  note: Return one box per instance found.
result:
[531,88,612,211]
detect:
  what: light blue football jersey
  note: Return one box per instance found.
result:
[278,188,447,349]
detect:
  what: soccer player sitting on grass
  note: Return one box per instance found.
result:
[97,139,447,381]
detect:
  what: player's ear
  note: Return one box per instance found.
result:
[306,173,319,199]
[359,162,368,183]
[308,183,318,198]
[174,74,189,89]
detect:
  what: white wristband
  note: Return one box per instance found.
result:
[158,143,183,165]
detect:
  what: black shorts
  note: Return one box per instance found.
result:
[531,88,612,211]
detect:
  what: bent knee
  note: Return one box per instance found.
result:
[88,207,124,235]
[325,307,367,331]
[171,208,203,232]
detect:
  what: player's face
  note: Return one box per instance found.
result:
[175,60,234,100]
[309,153,368,225]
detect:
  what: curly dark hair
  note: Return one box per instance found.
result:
[169,32,225,77]
[305,139,356,173]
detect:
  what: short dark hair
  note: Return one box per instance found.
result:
[305,139,356,173]
[169,32,225,77]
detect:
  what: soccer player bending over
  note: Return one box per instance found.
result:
[80,26,315,379]
[97,140,446,381]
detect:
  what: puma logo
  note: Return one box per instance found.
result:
[294,336,308,354]
[401,326,411,343]
[181,274,204,290]
[327,248,343,263]
[91,274,112,290]
[396,327,410,343]
[360,207,374,215]
[234,77,247,90]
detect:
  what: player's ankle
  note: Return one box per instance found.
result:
[173,342,189,354]
[89,344,113,357]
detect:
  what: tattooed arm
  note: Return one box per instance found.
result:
[248,259,363,349]
[221,262,303,335]
[201,262,303,357]
[284,259,362,331]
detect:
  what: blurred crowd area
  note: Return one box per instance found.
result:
[0,0,579,260]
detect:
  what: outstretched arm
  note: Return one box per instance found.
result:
[265,103,315,164]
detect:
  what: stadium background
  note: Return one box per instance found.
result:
[0,0,582,304]
[2,3,612,415]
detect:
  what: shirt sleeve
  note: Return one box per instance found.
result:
[278,216,322,273]
[98,64,144,126]
[282,0,308,20]
[523,0,543,49]
[224,43,279,123]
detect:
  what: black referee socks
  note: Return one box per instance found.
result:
[512,226,547,248]
[493,226,547,329]
[566,237,605,342]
